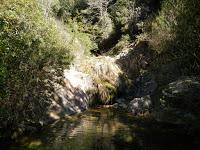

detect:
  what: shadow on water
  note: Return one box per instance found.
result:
[2,107,200,150]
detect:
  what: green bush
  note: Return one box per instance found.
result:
[109,34,131,55]
[110,0,136,30]
[150,0,200,74]
[52,0,87,18]
[0,0,72,123]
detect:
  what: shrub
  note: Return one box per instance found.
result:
[52,0,88,18]
[0,0,72,124]
[109,34,131,55]
[149,0,200,74]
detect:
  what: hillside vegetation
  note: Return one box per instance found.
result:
[0,0,73,127]
[0,0,199,138]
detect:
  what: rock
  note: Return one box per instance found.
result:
[116,98,126,104]
[134,72,157,97]
[162,76,200,99]
[48,55,122,119]
[118,103,128,109]
[155,76,200,124]
[113,103,119,108]
[114,98,128,109]
[161,76,200,114]
[113,101,128,109]
[129,95,152,115]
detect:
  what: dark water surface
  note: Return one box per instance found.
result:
[2,107,200,150]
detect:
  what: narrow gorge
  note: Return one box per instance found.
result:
[0,0,200,149]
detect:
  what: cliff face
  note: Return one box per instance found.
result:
[47,55,122,120]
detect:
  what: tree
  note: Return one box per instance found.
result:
[87,0,111,21]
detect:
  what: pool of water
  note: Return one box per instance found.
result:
[2,107,200,150]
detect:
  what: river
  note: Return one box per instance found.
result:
[1,107,199,150]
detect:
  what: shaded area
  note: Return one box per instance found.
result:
[2,107,200,150]
[115,41,155,98]
[98,25,122,53]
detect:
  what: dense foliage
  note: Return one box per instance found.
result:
[0,0,72,124]
[150,0,200,74]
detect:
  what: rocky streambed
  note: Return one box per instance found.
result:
[1,46,200,147]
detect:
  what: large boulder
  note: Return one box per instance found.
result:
[48,69,95,120]
[154,76,200,124]
[161,76,200,114]
[48,56,122,120]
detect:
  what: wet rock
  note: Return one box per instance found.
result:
[113,102,128,109]
[129,95,152,115]
[118,103,128,109]
[112,103,119,109]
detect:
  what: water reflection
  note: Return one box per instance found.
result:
[6,107,200,150]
